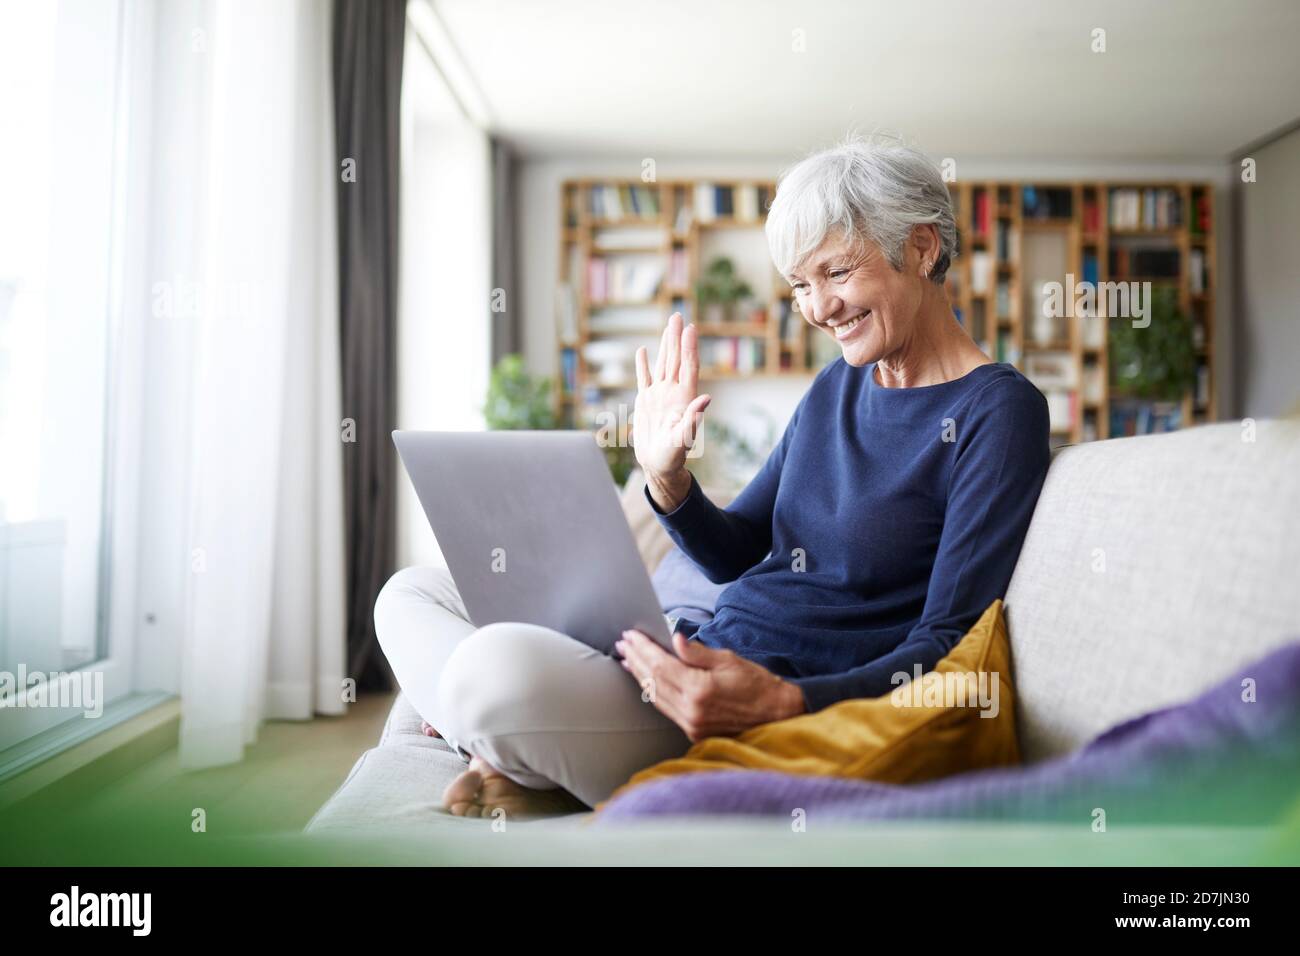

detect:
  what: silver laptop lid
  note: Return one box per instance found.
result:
[393,430,672,653]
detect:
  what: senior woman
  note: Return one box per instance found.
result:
[374,135,1050,819]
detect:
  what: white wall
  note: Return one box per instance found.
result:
[517,153,1239,444]
[1235,126,1300,418]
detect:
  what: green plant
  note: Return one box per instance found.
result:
[603,443,637,487]
[1108,286,1196,401]
[695,257,753,306]
[483,354,557,430]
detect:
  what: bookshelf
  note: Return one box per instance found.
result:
[555,178,1217,446]
[555,178,819,434]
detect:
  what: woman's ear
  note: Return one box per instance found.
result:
[911,224,941,278]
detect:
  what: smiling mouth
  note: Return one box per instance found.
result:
[829,311,870,340]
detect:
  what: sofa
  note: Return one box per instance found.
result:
[304,419,1300,864]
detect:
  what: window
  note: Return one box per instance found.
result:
[0,0,134,747]
[396,8,492,568]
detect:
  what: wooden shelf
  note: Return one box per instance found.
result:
[696,217,766,229]
[558,177,1217,443]
[1109,228,1183,237]
[695,322,769,337]
[590,245,669,254]
[557,177,819,425]
[590,217,667,227]
[586,328,662,338]
[946,179,1217,442]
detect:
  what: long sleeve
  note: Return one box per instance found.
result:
[644,395,807,584]
[790,382,1051,711]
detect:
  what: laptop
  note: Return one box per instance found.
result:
[392,430,674,654]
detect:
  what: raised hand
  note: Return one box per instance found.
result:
[631,313,711,511]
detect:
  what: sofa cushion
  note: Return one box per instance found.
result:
[1004,419,1300,762]
[618,468,733,575]
[306,693,478,833]
[651,544,728,625]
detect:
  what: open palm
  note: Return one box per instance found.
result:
[632,313,712,479]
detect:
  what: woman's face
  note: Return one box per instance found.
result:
[786,231,928,368]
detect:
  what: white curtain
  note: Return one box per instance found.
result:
[140,0,346,768]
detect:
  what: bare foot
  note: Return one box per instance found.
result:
[420,720,441,738]
[442,756,588,818]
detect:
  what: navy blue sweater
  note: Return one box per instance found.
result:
[646,358,1051,713]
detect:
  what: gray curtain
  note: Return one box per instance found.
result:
[491,138,521,364]
[333,0,405,691]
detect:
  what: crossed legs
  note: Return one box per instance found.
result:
[373,566,690,813]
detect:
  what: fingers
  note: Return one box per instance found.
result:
[676,393,711,451]
[617,629,688,696]
[618,632,696,733]
[663,312,682,382]
[635,346,651,390]
[654,318,671,380]
[673,632,726,668]
[680,321,699,393]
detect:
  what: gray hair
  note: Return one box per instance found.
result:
[766,132,957,284]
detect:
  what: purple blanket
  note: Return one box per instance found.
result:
[598,641,1300,825]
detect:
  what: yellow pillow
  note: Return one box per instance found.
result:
[605,599,1020,805]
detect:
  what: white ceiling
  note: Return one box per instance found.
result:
[432,0,1300,161]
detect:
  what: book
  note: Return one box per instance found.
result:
[588,184,660,221]
[694,183,717,223]
[555,283,578,344]
[1189,249,1206,293]
[1107,188,1182,229]
[1083,252,1099,287]
[668,250,689,290]
[1022,186,1073,219]
[971,252,992,294]
[1110,401,1183,436]
[974,191,990,235]
[592,227,666,250]
[674,205,693,234]
[560,348,577,393]
[1082,198,1100,233]
[1108,247,1180,278]
[586,258,664,303]
[715,185,734,217]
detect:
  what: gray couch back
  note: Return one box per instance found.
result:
[1005,419,1300,763]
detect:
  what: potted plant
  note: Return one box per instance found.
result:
[483,355,641,484]
[695,257,753,324]
[483,354,557,430]
[1108,286,1196,402]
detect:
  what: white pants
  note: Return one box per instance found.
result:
[373,566,691,807]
